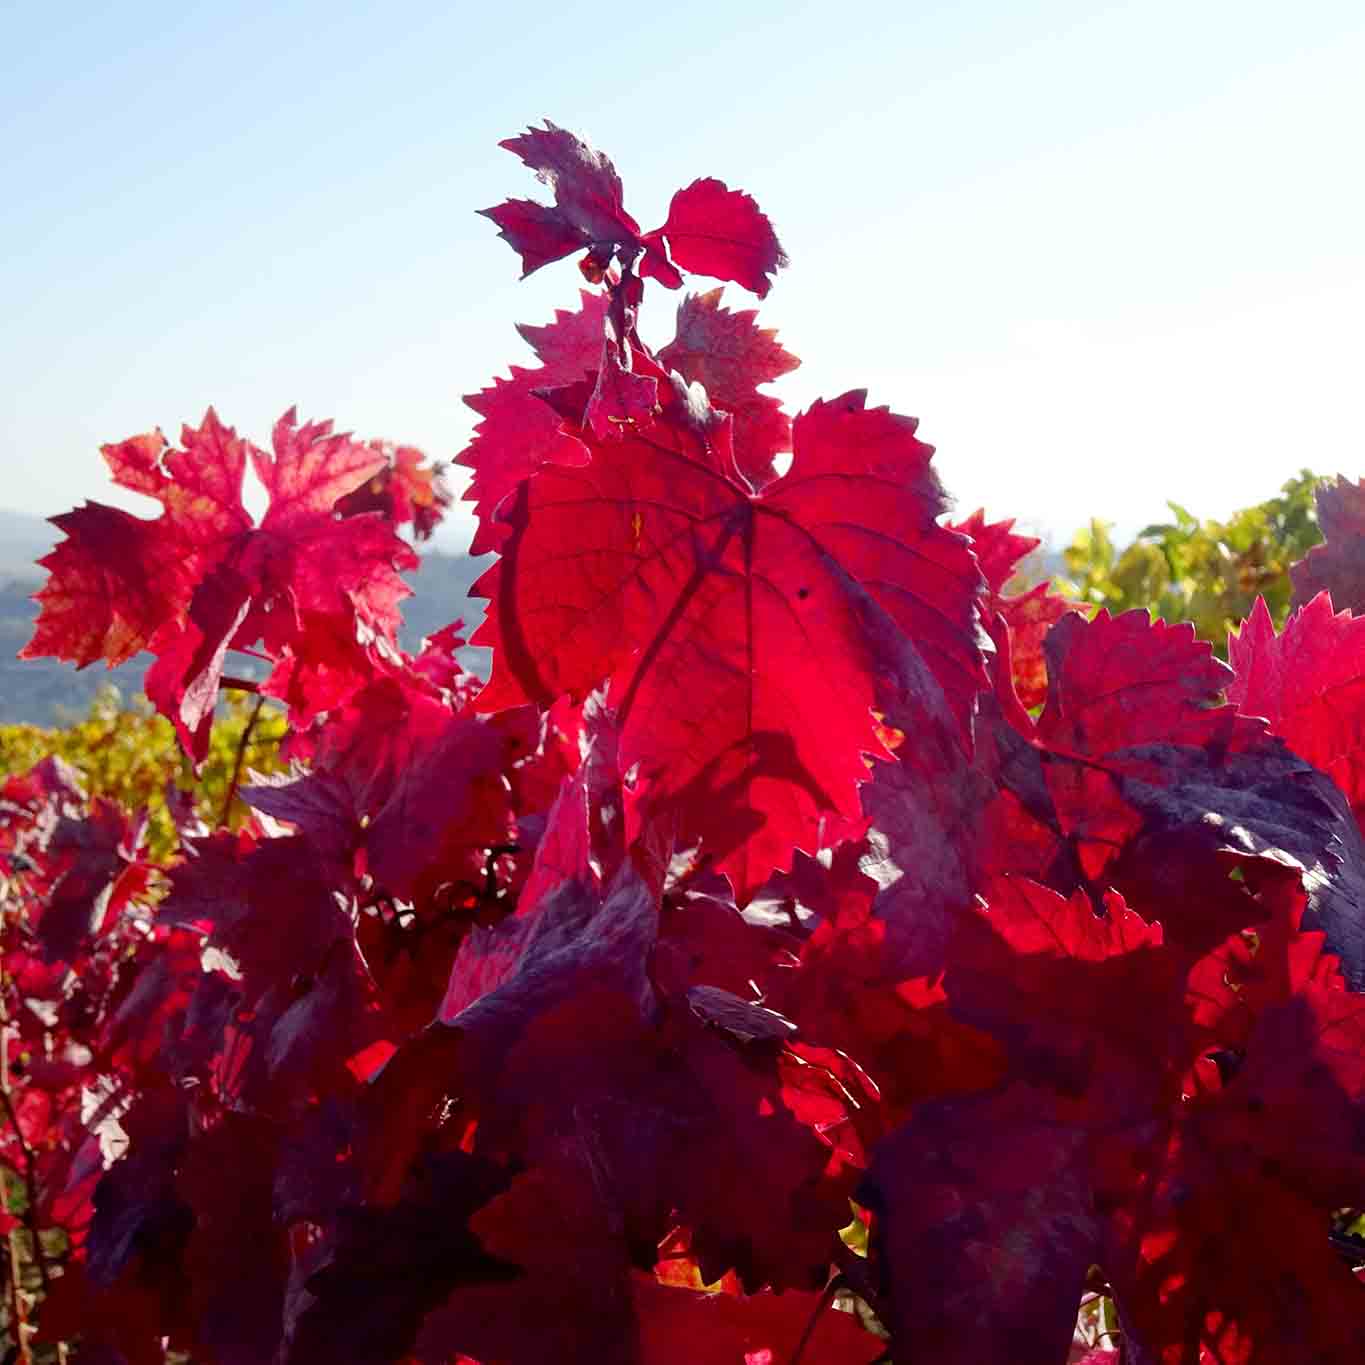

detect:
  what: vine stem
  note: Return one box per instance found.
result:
[1,978,47,1363]
[4,1210,32,1365]
[220,695,266,828]
[789,1271,842,1365]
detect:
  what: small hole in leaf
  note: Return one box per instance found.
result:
[797,587,810,601]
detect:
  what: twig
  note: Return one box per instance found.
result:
[0,1102,47,1301]
[218,675,261,694]
[0,987,48,1365]
[220,695,265,828]
[5,1216,33,1365]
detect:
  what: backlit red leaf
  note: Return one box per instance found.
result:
[473,386,985,900]
[643,178,787,298]
[458,290,608,553]
[23,407,419,761]
[1229,592,1365,819]
[1290,475,1365,611]
[657,288,800,491]
[481,121,643,278]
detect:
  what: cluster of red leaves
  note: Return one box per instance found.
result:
[6,121,1365,1365]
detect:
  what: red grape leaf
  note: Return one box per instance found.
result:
[996,581,1078,710]
[480,120,643,278]
[250,409,385,529]
[946,879,1177,1122]
[1229,592,1365,820]
[949,510,1078,708]
[860,1084,1099,1365]
[585,339,660,440]
[287,1149,515,1365]
[159,834,351,1010]
[418,1204,885,1365]
[333,442,451,540]
[1014,609,1265,886]
[31,800,148,964]
[1121,1170,1365,1364]
[24,407,417,761]
[175,1114,288,1363]
[641,178,787,298]
[472,385,986,901]
[248,673,525,904]
[1111,987,1365,1363]
[949,508,1038,594]
[143,563,253,756]
[362,710,517,904]
[657,287,800,491]
[413,1155,638,1365]
[766,845,1004,1127]
[514,769,595,923]
[982,608,1365,977]
[409,618,476,698]
[22,504,195,668]
[1290,475,1365,611]
[856,680,996,979]
[1183,865,1341,1052]
[458,290,608,553]
[1038,609,1247,757]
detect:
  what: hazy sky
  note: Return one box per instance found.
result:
[3,0,1362,552]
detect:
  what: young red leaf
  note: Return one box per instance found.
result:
[332,442,452,540]
[949,510,1078,708]
[949,508,1039,595]
[1290,475,1365,611]
[995,580,1078,710]
[480,121,643,278]
[642,178,788,298]
[251,409,386,528]
[585,339,660,440]
[472,386,986,901]
[657,287,800,491]
[1229,592,1365,820]
[458,290,608,553]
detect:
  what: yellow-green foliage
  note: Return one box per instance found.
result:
[1061,471,1322,653]
[0,686,287,860]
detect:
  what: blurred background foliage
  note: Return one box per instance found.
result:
[1056,470,1322,653]
[0,686,286,861]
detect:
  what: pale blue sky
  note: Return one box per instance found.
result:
[3,0,1362,552]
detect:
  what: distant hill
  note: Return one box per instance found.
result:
[0,510,491,727]
[0,509,56,582]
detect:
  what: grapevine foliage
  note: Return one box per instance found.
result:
[5,121,1365,1364]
